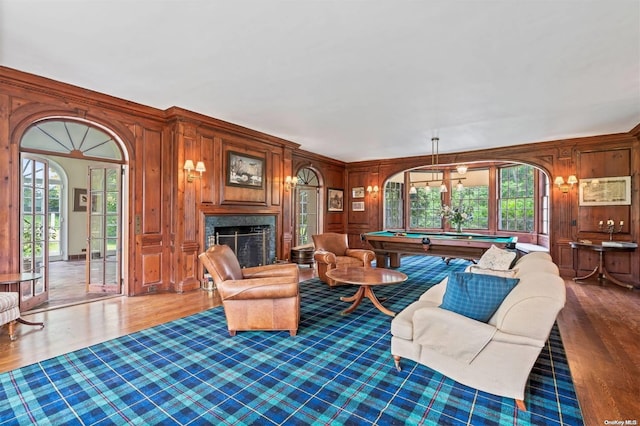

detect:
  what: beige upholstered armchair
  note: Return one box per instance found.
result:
[198,244,300,336]
[312,233,375,287]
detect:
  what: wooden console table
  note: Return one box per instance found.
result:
[569,241,638,290]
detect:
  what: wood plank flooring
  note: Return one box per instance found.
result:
[1,269,638,426]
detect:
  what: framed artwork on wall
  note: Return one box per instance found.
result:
[352,186,365,199]
[327,188,344,212]
[73,188,88,212]
[352,201,365,211]
[579,176,631,206]
[226,151,265,189]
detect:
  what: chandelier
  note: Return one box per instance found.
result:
[408,136,467,194]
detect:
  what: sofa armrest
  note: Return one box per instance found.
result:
[491,272,566,342]
[218,278,299,300]
[345,249,375,265]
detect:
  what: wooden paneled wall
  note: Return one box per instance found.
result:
[0,67,300,297]
[1,66,638,296]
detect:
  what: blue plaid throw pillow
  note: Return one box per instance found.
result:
[440,272,520,322]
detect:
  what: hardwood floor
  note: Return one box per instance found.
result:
[0,269,637,426]
[556,279,639,426]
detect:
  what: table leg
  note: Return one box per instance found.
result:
[601,268,636,290]
[341,286,365,315]
[17,317,45,328]
[573,251,603,282]
[573,265,600,282]
[363,286,395,317]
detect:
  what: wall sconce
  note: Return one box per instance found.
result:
[554,175,577,193]
[367,185,379,198]
[183,160,206,182]
[284,176,298,191]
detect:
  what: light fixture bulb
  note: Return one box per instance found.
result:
[456,179,464,191]
[456,164,468,175]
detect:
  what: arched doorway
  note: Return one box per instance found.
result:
[19,119,128,311]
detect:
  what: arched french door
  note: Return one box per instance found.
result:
[293,168,321,247]
[19,119,127,310]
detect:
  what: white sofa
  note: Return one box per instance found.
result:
[390,251,566,411]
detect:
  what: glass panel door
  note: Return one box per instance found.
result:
[20,157,48,310]
[48,169,63,261]
[86,166,122,294]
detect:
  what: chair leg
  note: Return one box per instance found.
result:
[228,330,237,336]
[515,399,527,411]
[289,329,297,336]
[8,320,17,341]
[393,355,402,372]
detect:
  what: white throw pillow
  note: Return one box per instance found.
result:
[469,265,518,278]
[477,245,517,270]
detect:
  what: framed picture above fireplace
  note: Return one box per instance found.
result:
[226,151,265,189]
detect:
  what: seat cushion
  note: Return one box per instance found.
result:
[440,272,519,322]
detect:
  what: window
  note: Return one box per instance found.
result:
[410,187,442,229]
[450,169,489,229]
[499,165,535,232]
[384,181,403,229]
[540,173,550,235]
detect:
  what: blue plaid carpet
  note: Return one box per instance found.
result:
[0,256,583,425]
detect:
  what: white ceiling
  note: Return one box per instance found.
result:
[1,1,638,162]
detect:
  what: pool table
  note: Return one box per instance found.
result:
[362,231,518,268]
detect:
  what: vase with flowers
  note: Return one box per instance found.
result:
[440,204,473,233]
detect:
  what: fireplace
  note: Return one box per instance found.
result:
[204,215,276,268]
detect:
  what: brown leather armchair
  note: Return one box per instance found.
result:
[312,233,375,287]
[198,244,300,336]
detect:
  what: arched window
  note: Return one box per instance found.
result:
[21,120,123,161]
[294,168,320,247]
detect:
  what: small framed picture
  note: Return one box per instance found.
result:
[352,201,365,211]
[352,186,365,199]
[327,188,344,212]
[73,188,88,212]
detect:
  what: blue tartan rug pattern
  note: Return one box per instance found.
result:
[0,256,583,425]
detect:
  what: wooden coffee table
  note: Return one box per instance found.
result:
[325,267,408,316]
